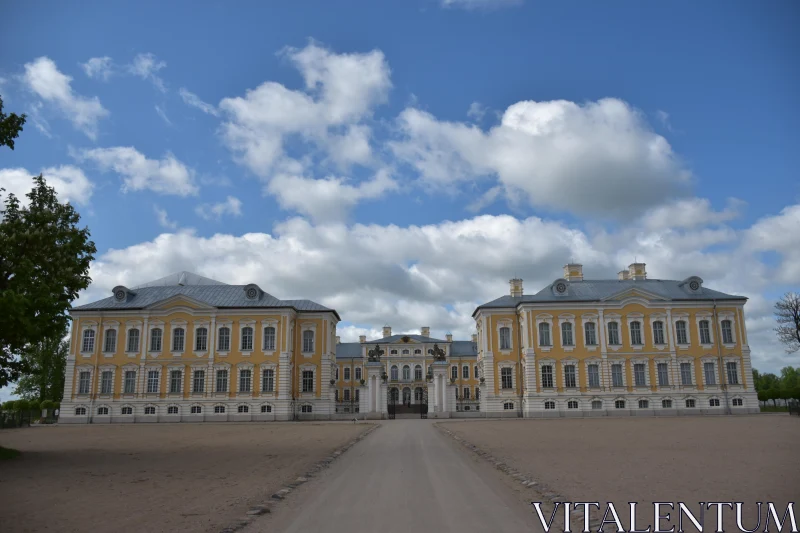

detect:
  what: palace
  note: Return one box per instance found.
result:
[59,263,759,423]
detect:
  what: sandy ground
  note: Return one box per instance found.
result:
[0,422,371,533]
[439,416,800,531]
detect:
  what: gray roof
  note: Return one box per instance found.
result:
[365,334,448,344]
[450,341,477,357]
[133,271,226,288]
[335,343,363,359]
[474,278,746,316]
[335,340,476,359]
[72,272,339,319]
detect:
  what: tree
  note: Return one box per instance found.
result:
[0,95,26,150]
[12,329,68,402]
[775,292,800,353]
[0,175,96,387]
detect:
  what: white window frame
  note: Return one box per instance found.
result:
[536,315,553,351]
[171,326,186,354]
[496,320,513,352]
[301,367,315,394]
[238,365,254,394]
[146,368,161,394]
[586,361,601,388]
[217,323,232,353]
[122,367,137,395]
[192,368,206,394]
[240,321,255,353]
[499,363,516,392]
[632,359,650,388]
[696,314,714,346]
[656,360,670,387]
[627,316,644,348]
[563,362,578,389]
[679,360,694,386]
[149,325,163,353]
[538,361,554,389]
[194,325,209,352]
[558,315,576,351]
[262,320,278,352]
[606,320,621,348]
[168,367,183,394]
[583,319,598,348]
[610,360,625,388]
[260,366,276,393]
[81,325,97,354]
[462,365,469,379]
[672,314,691,348]
[301,323,316,355]
[103,324,119,354]
[724,358,740,385]
[651,318,666,347]
[215,366,230,393]
[702,358,718,386]
[718,314,736,346]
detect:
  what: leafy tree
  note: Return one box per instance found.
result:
[0,95,26,150]
[13,329,67,402]
[757,389,767,403]
[0,175,96,387]
[775,292,800,353]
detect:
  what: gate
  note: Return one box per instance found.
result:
[420,386,428,419]
[387,388,396,420]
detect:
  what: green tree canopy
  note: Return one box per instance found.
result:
[0,95,26,150]
[13,328,68,402]
[0,175,96,387]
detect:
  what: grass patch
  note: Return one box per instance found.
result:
[760,406,789,412]
[0,446,21,460]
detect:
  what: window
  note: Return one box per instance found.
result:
[262,369,274,392]
[98,370,112,394]
[214,405,225,414]
[568,400,578,409]
[732,398,743,407]
[414,365,422,381]
[216,369,228,392]
[168,406,179,414]
[344,367,351,380]
[147,370,159,393]
[721,320,734,344]
[591,400,602,410]
[611,364,623,387]
[124,371,136,394]
[685,399,696,408]
[301,405,313,413]
[402,349,409,355]
[564,365,576,388]
[709,398,720,407]
[675,321,688,344]
[191,405,202,414]
[75,407,87,415]
[680,362,693,385]
[238,405,249,413]
[150,328,162,351]
[461,387,469,400]
[390,350,398,355]
[104,329,117,352]
[122,406,133,415]
[535,365,552,390]
[335,367,339,380]
[653,321,665,345]
[144,406,156,415]
[82,329,95,352]
[239,369,252,392]
[459,365,467,379]
[344,389,351,401]
[630,321,642,345]
[169,370,182,393]
[726,362,739,384]
[78,371,91,394]
[501,367,514,389]
[193,370,205,393]
[544,400,556,410]
[503,402,514,410]
[334,390,339,402]
[634,363,646,387]
[241,327,254,351]
[172,328,185,352]
[584,322,597,345]
[475,388,480,400]
[97,406,109,415]
[561,322,574,346]
[195,327,208,351]
[657,363,669,386]
[615,400,626,409]
[414,349,422,355]
[263,326,276,350]
[662,399,672,408]
[638,399,649,409]
[302,370,314,392]
[499,326,511,350]
[607,322,620,345]
[474,365,479,379]
[451,366,458,380]
[699,320,711,344]
[588,364,600,388]
[356,367,362,381]
[704,362,716,385]
[261,405,272,413]
[126,328,140,352]
[218,327,231,351]
[302,330,314,353]
[538,322,551,346]
[403,365,411,380]
[391,366,399,381]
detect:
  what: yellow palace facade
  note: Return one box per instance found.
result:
[59,264,758,423]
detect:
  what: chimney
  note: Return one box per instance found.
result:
[618,270,630,280]
[335,336,340,345]
[564,263,583,281]
[628,263,647,281]
[509,278,523,297]
[359,335,366,343]
[472,334,477,343]
[446,333,453,342]
[383,325,392,338]
[421,326,430,338]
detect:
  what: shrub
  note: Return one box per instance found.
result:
[29,400,41,412]
[3,400,18,411]
[41,400,55,411]
[15,399,30,412]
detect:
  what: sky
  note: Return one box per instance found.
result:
[1,0,798,401]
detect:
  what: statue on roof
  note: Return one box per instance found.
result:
[431,343,446,361]
[367,344,384,362]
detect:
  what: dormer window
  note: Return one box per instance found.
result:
[243,283,262,301]
[680,276,704,295]
[112,285,135,303]
[551,278,570,297]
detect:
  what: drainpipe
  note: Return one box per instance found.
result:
[517,311,524,418]
[88,314,103,424]
[713,300,731,415]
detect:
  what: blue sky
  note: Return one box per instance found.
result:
[1,1,798,399]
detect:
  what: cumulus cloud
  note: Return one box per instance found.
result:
[81,56,113,81]
[78,146,198,196]
[391,98,691,218]
[195,196,243,220]
[22,57,109,139]
[0,166,93,206]
[154,206,178,230]
[128,53,167,92]
[640,197,744,231]
[743,204,800,284]
[179,88,219,116]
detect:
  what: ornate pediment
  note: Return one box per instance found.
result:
[145,294,216,311]
[602,287,666,303]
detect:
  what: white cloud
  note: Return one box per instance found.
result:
[155,105,172,126]
[0,165,93,206]
[179,88,219,116]
[467,102,486,121]
[154,206,178,230]
[655,109,673,131]
[78,146,198,196]
[195,196,243,220]
[22,57,109,139]
[81,56,113,81]
[392,98,692,218]
[640,197,744,231]
[467,185,503,212]
[743,204,800,284]
[441,0,523,9]
[128,53,167,92]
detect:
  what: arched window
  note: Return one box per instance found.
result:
[390,365,398,381]
[218,327,231,351]
[168,406,179,414]
[344,367,351,380]
[638,399,649,409]
[127,328,140,352]
[238,405,249,413]
[544,401,555,410]
[584,322,596,345]
[402,365,410,380]
[241,327,254,351]
[629,321,642,345]
[402,349,409,355]
[104,329,117,353]
[591,400,602,410]
[499,327,511,350]
[561,322,574,346]
[263,326,276,350]
[355,367,362,381]
[698,320,711,344]
[82,329,95,353]
[462,365,469,379]
[150,328,162,351]
[567,400,578,409]
[414,365,422,380]
[97,406,109,415]
[414,387,423,401]
[607,322,620,345]
[191,405,202,414]
[538,322,551,346]
[302,330,314,353]
[195,327,208,351]
[652,321,665,345]
[122,406,133,415]
[675,320,688,344]
[721,320,733,344]
[614,400,626,409]
[214,405,226,414]
[172,327,185,352]
[451,366,458,380]
[75,407,87,415]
